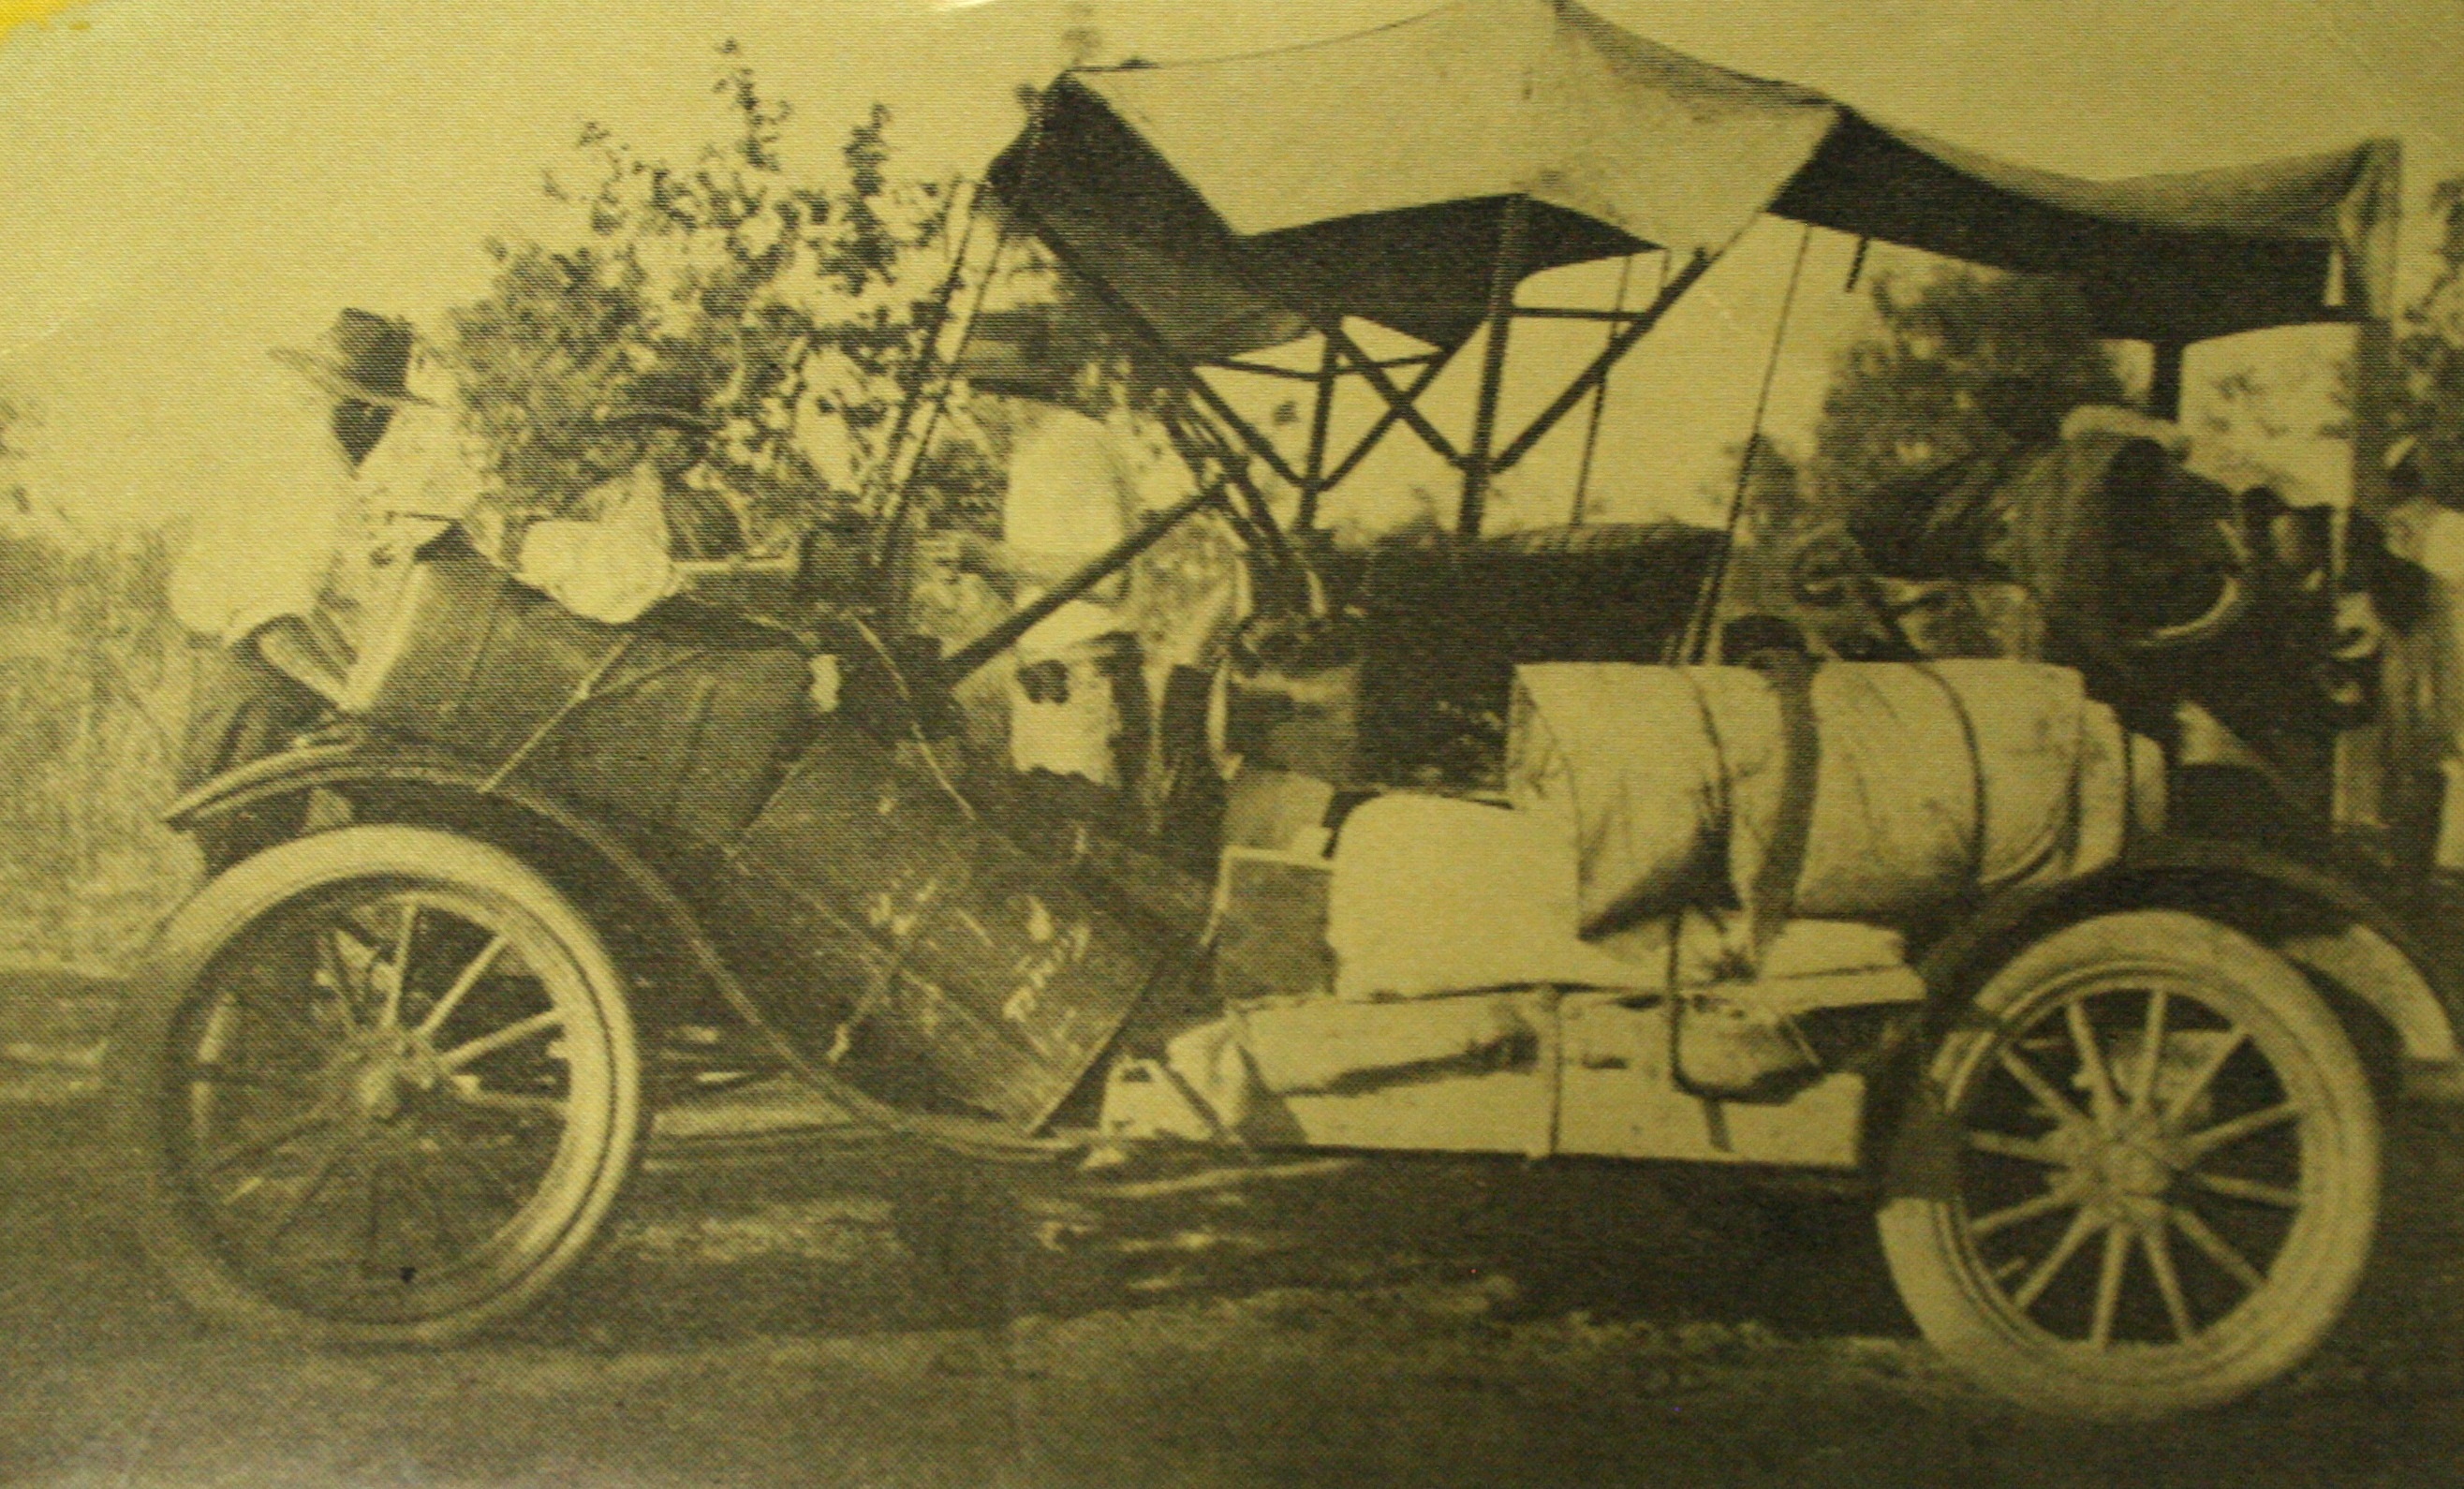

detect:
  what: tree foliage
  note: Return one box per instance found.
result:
[0,389,32,521]
[0,530,191,960]
[448,44,960,553]
[2396,175,2464,498]
[1811,265,2127,513]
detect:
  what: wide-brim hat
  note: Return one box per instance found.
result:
[270,308,432,408]
[593,365,721,434]
[593,403,721,435]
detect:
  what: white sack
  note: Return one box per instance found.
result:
[1326,794,1644,1000]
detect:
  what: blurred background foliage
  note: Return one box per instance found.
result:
[0,391,194,965]
[2397,179,2464,502]
[1810,265,2128,516]
[447,43,972,557]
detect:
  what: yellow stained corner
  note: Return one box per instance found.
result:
[1,0,93,37]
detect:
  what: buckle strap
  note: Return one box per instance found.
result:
[1747,653,1822,966]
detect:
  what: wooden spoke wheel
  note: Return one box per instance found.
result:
[1879,910,2381,1420]
[110,826,643,1344]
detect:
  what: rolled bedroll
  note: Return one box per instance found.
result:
[1507,660,2166,933]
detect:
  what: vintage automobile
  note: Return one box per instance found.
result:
[112,0,2458,1423]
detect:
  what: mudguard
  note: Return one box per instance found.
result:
[1915,834,2464,1103]
[170,738,673,895]
[164,736,731,1035]
[170,738,932,1122]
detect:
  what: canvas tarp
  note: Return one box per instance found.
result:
[1505,660,2163,933]
[989,0,2399,358]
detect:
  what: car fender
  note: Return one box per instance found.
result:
[167,738,704,989]
[1915,836,2464,1102]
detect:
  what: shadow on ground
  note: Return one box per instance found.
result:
[514,1122,1911,1355]
[7,1053,2464,1486]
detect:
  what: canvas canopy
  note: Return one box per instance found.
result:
[988,0,2401,361]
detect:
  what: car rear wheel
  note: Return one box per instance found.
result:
[1878,909,2380,1420]
[109,825,644,1345]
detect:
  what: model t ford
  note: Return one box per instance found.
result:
[114,0,2459,1422]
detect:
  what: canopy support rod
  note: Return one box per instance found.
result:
[1300,336,1340,530]
[1512,306,1660,323]
[1175,367,1308,494]
[1322,322,1464,468]
[1569,253,1638,526]
[1003,197,1310,498]
[1212,493,1271,554]
[1212,360,1327,382]
[1318,340,1467,493]
[1158,402,1294,567]
[1491,248,1715,476]
[1460,196,1532,538]
[941,480,1232,683]
[996,199,1302,588]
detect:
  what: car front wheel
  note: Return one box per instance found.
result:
[109,825,644,1345]
[1878,908,2381,1420]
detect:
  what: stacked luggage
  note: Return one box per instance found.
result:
[1149,659,2167,1130]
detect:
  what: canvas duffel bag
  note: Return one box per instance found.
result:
[1506,660,2165,933]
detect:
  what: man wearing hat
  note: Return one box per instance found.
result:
[173,310,480,660]
[173,310,489,838]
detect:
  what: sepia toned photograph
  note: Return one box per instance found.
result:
[1,0,2460,1482]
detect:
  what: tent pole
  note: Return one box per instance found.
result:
[1299,334,1339,530]
[1460,196,1531,538]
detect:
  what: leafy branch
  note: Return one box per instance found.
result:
[449,44,966,555]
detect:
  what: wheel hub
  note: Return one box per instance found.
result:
[336,1027,445,1124]
[2062,1116,2178,1223]
[2104,1142,2172,1198]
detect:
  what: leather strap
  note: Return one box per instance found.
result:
[1747,654,1822,966]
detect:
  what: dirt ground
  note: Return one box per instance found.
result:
[6,982,2464,1488]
